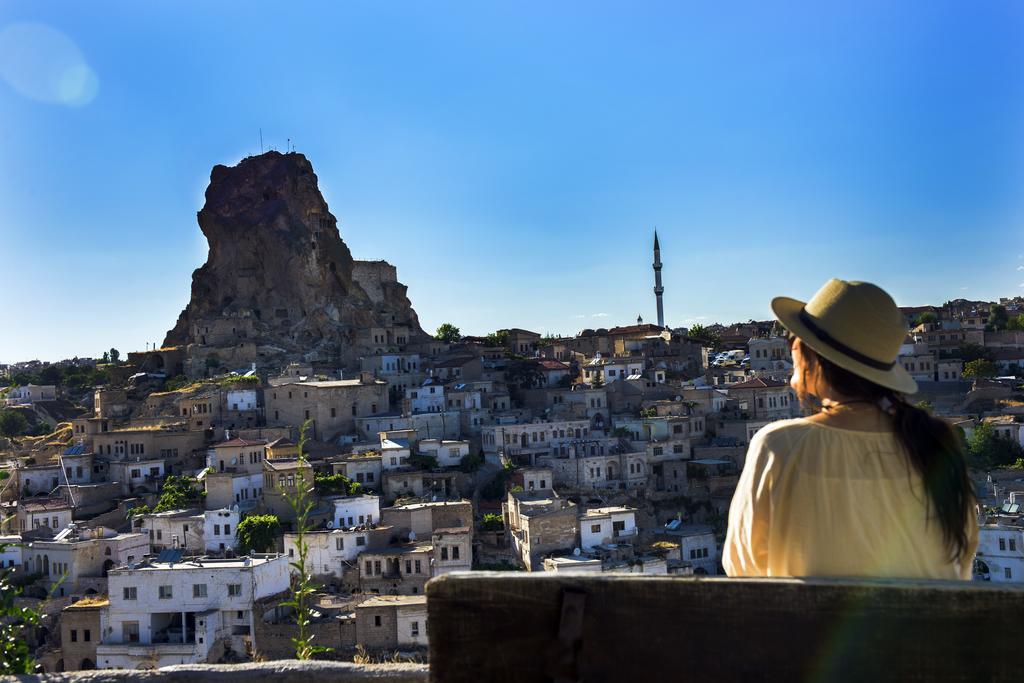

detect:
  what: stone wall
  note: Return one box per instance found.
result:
[351,261,398,306]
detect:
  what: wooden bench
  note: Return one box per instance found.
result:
[427,573,1023,682]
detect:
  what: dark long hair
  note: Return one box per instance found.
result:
[797,345,975,562]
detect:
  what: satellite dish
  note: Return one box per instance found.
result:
[326,521,335,529]
[572,547,581,556]
[408,530,417,541]
[231,457,237,465]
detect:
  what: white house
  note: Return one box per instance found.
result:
[582,356,645,385]
[283,528,372,575]
[417,439,470,468]
[225,389,258,412]
[579,507,638,550]
[3,384,56,406]
[96,554,290,669]
[136,508,239,555]
[0,535,21,569]
[22,525,149,597]
[332,494,381,529]
[975,521,1024,583]
[662,523,718,575]
[406,378,446,414]
[380,438,411,471]
[17,498,73,533]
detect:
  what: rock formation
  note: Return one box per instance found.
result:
[164,151,425,375]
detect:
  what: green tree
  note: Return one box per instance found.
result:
[485,329,510,347]
[435,323,462,343]
[101,351,110,364]
[126,504,151,518]
[989,304,1009,331]
[236,514,282,553]
[1007,314,1024,332]
[109,348,121,364]
[0,411,29,438]
[153,475,203,512]
[963,359,998,379]
[687,323,721,350]
[914,312,938,326]
[480,513,505,531]
[313,472,361,496]
[0,542,40,675]
[967,422,1024,468]
[915,400,934,413]
[591,369,605,388]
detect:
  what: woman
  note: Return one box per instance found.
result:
[723,279,977,579]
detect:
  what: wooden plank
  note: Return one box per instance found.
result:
[426,574,1024,683]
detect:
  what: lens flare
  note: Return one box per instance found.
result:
[0,22,99,106]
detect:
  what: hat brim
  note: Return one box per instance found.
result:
[771,296,918,396]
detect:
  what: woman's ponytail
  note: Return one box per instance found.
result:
[886,392,974,561]
[806,348,976,563]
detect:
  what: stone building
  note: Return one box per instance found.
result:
[359,544,434,595]
[354,595,428,652]
[265,374,389,440]
[504,490,579,571]
[60,597,106,671]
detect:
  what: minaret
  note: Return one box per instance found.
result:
[653,230,665,328]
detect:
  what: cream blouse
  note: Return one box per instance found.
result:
[723,418,978,579]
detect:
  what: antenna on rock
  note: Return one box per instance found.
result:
[260,128,264,154]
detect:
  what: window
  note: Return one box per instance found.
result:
[159,585,173,599]
[1000,538,1006,551]
[123,621,140,643]
[193,583,208,598]
[441,547,449,560]
[415,560,422,573]
[1006,567,1013,579]
[406,559,412,574]
[356,536,366,546]
[123,586,137,600]
[336,536,344,551]
[84,629,91,642]
[331,407,336,418]
[374,615,382,627]
[453,546,460,560]
[70,629,78,642]
[215,524,221,535]
[365,560,373,575]
[411,621,420,637]
[228,584,241,597]
[1011,538,1017,552]
[374,560,381,574]
[224,524,231,535]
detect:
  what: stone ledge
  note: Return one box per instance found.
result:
[1,660,428,683]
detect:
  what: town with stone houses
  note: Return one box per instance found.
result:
[3,152,1024,672]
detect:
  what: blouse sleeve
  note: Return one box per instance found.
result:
[723,431,775,577]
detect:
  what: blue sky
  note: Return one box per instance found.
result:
[2,1,1023,363]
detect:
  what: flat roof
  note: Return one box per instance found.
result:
[114,554,285,571]
[583,506,636,518]
[358,595,427,608]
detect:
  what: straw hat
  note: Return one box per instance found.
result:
[772,279,917,395]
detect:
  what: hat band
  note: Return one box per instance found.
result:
[798,309,895,371]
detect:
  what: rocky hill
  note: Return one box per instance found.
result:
[164,152,425,375]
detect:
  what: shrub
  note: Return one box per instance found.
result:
[236,515,282,554]
[480,513,504,531]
